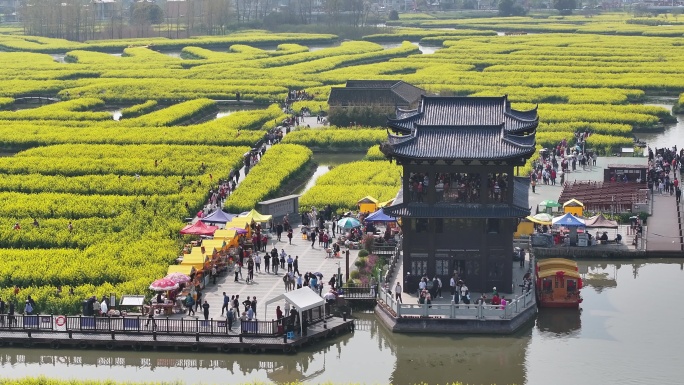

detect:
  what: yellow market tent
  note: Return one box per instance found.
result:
[167,265,196,276]
[181,248,210,270]
[201,239,227,253]
[563,199,585,216]
[358,196,379,213]
[213,228,238,239]
[240,209,273,223]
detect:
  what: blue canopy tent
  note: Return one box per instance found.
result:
[201,210,238,228]
[552,213,585,246]
[364,208,397,223]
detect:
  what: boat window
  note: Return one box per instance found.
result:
[567,279,576,292]
[543,278,553,292]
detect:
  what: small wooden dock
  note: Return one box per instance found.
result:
[0,314,354,354]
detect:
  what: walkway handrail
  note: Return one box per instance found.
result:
[377,287,535,320]
[0,313,322,338]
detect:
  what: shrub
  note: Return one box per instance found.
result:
[358,249,369,258]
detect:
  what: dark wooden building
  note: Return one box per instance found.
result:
[327,80,426,127]
[381,95,538,293]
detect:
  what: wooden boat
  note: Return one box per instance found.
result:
[536,258,583,308]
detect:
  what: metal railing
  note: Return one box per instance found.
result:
[377,288,535,320]
[0,313,310,338]
[340,285,374,299]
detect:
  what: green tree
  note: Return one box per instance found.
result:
[553,0,576,15]
[498,0,527,16]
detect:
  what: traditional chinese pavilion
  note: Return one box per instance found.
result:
[381,95,538,293]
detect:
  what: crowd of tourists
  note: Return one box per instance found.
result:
[647,146,682,202]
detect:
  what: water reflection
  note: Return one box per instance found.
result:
[1,261,683,384]
[537,309,581,336]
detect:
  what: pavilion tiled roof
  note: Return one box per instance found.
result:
[384,95,537,161]
[327,80,426,107]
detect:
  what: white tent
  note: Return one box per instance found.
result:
[264,288,325,336]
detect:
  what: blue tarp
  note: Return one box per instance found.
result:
[201,210,237,224]
[364,208,397,223]
[552,213,585,227]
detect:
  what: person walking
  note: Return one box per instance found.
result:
[185,294,195,316]
[519,248,526,268]
[287,228,293,244]
[251,297,257,319]
[293,256,300,275]
[226,307,235,331]
[460,283,470,304]
[310,230,317,248]
[221,292,229,316]
[195,290,202,313]
[247,258,254,283]
[202,301,210,321]
[287,255,293,272]
[276,222,283,241]
[395,282,403,303]
[254,253,261,273]
[264,251,271,273]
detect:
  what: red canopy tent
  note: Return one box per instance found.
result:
[180,221,218,236]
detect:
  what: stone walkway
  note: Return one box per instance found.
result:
[199,233,359,321]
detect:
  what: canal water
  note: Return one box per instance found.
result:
[0,260,681,384]
[640,101,684,151]
[294,152,366,195]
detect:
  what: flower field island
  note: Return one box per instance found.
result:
[0,16,682,313]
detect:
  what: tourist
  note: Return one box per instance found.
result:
[221,292,229,316]
[287,255,293,272]
[460,283,470,304]
[195,290,202,312]
[226,307,235,331]
[247,258,254,283]
[234,261,241,282]
[185,295,195,315]
[243,296,252,313]
[418,278,427,296]
[201,301,210,321]
[395,282,402,304]
[450,275,457,303]
[293,256,300,275]
[145,310,157,329]
[476,293,487,305]
[491,292,501,307]
[251,297,257,319]
[276,222,283,241]
[519,248,526,267]
[436,277,443,298]
[8,301,16,326]
[254,253,261,273]
[100,298,108,316]
[310,230,317,248]
[264,250,271,273]
[279,253,286,270]
[23,300,33,315]
[287,228,293,244]
[501,296,507,310]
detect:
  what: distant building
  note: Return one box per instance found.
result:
[382,95,537,293]
[327,80,426,126]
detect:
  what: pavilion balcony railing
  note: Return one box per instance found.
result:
[377,287,535,320]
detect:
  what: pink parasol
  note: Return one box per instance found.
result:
[165,272,191,284]
[149,278,179,292]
